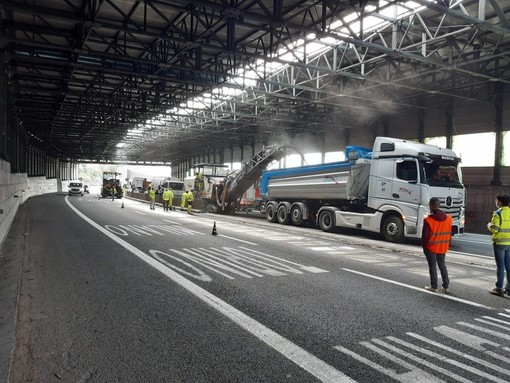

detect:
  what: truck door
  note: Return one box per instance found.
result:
[392,159,421,206]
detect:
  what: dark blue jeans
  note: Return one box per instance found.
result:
[493,244,510,291]
[424,249,449,289]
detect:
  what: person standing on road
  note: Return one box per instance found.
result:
[168,187,175,211]
[181,190,188,210]
[422,197,453,293]
[187,189,194,214]
[148,187,156,210]
[487,194,510,297]
[162,188,171,211]
[111,184,117,201]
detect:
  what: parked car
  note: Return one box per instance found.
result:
[68,182,84,196]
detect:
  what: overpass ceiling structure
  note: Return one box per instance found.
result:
[1,0,509,164]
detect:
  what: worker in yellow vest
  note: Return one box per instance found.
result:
[181,190,188,209]
[148,187,156,210]
[168,187,175,210]
[162,188,172,211]
[487,194,510,297]
[187,190,194,214]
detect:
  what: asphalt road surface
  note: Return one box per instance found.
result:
[2,194,509,383]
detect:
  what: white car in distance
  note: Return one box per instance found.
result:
[68,182,85,196]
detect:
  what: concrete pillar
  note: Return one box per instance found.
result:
[491,83,504,186]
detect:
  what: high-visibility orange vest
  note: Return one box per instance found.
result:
[424,215,453,254]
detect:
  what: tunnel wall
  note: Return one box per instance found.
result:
[0,160,58,246]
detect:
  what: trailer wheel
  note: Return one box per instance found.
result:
[290,205,304,226]
[382,215,405,243]
[318,210,335,232]
[277,204,291,224]
[266,203,278,223]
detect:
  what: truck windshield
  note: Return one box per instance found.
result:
[164,181,184,191]
[198,165,229,177]
[422,161,463,187]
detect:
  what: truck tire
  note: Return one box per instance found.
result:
[258,201,267,215]
[382,215,405,243]
[277,204,291,225]
[318,210,335,232]
[266,203,278,223]
[290,204,304,226]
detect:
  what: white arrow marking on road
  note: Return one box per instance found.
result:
[65,196,355,383]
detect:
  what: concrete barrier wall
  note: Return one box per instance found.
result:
[0,160,58,246]
[464,185,510,234]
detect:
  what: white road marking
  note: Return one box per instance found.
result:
[217,234,258,245]
[65,196,354,383]
[134,211,146,215]
[474,317,510,332]
[341,268,493,309]
[452,238,492,245]
[433,325,500,351]
[481,315,510,326]
[371,338,472,383]
[334,344,442,383]
[434,325,510,365]
[391,335,508,383]
[335,312,510,383]
[162,219,182,225]
[457,322,510,340]
[387,333,508,383]
[237,246,326,272]
[146,246,328,281]
[168,248,255,279]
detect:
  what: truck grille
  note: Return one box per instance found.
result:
[439,197,463,220]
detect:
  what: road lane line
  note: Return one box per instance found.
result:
[65,196,356,383]
[162,219,182,225]
[341,268,493,309]
[217,234,258,245]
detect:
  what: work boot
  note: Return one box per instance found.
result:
[490,288,505,297]
[424,286,437,292]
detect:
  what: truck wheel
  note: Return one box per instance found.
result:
[258,201,267,215]
[290,205,304,226]
[318,210,335,232]
[277,204,291,224]
[266,203,278,223]
[382,216,405,243]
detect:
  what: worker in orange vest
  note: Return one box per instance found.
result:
[422,197,453,293]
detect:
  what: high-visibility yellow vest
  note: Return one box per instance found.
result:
[163,190,172,201]
[489,206,510,246]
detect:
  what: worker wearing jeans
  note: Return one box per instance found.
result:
[487,194,510,297]
[148,187,156,210]
[422,197,452,293]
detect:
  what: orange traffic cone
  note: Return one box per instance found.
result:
[212,221,217,235]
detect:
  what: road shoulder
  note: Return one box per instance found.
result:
[0,203,28,382]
